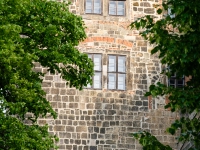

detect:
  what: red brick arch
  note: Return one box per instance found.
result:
[81,36,133,48]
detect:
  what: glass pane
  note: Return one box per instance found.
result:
[94,0,101,14]
[86,0,92,13]
[177,79,184,85]
[117,9,124,15]
[109,1,116,15]
[177,79,184,88]
[117,1,124,15]
[94,54,101,71]
[88,54,92,59]
[169,79,175,87]
[168,8,175,18]
[108,56,116,72]
[94,72,101,88]
[170,79,175,85]
[118,74,125,90]
[86,83,92,88]
[118,56,126,72]
[108,73,116,89]
[171,72,176,77]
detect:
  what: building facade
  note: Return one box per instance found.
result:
[37,0,180,149]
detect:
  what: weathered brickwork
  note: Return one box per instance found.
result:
[37,0,180,149]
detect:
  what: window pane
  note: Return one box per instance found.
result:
[86,0,92,13]
[177,79,184,88]
[94,54,101,71]
[169,79,175,87]
[171,72,176,77]
[93,72,101,88]
[117,1,125,15]
[86,83,92,88]
[118,56,126,72]
[109,1,116,15]
[88,54,92,59]
[108,73,116,89]
[94,0,101,14]
[118,74,125,90]
[108,56,116,72]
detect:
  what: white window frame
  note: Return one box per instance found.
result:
[85,0,102,14]
[109,0,126,16]
[168,73,185,88]
[86,54,102,89]
[107,55,126,90]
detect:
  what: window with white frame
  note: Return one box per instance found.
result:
[168,7,175,18]
[168,73,184,88]
[85,0,102,14]
[87,54,102,89]
[109,0,125,16]
[108,55,126,90]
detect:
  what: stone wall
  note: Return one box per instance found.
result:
[38,0,180,149]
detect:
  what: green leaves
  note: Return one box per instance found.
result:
[157,8,162,14]
[130,0,200,149]
[132,131,172,150]
[0,0,92,149]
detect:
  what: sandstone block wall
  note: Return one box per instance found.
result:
[38,0,180,149]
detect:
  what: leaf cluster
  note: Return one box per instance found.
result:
[0,0,93,149]
[132,131,172,150]
[130,0,200,149]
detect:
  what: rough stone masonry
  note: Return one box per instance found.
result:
[37,0,180,149]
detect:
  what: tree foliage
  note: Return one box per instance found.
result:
[130,0,200,149]
[0,0,93,149]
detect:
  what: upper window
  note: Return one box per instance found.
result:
[87,54,102,89]
[108,55,126,90]
[168,8,175,18]
[109,0,125,16]
[85,0,102,14]
[168,73,184,88]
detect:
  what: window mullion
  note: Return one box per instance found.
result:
[116,1,118,16]
[92,0,94,13]
[116,56,118,89]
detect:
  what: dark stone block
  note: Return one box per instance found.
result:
[94,127,99,133]
[100,128,105,133]
[131,106,138,111]
[106,140,116,144]
[90,146,97,150]
[91,116,96,121]
[75,140,81,144]
[110,121,115,126]
[121,105,129,111]
[83,146,89,150]
[100,140,105,144]
[64,139,69,144]
[95,103,102,109]
[142,80,147,84]
[82,140,87,145]
[136,101,142,106]
[119,93,126,98]
[91,134,97,139]
[108,110,116,115]
[139,107,148,111]
[103,122,109,127]
[100,115,105,120]
[144,8,155,14]
[105,116,113,120]
[133,121,141,127]
[96,140,99,145]
[105,104,112,109]
[141,96,147,100]
[143,101,148,106]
